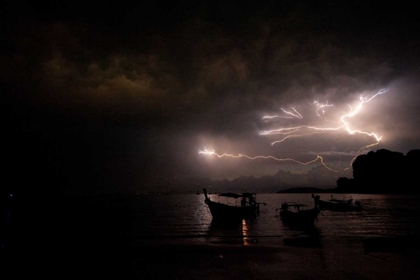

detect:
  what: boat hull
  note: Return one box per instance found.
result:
[205,199,258,221]
[316,198,362,212]
[280,208,320,228]
[203,188,260,221]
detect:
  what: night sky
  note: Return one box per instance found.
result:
[4,1,420,194]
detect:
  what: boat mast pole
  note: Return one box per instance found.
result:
[203,188,210,201]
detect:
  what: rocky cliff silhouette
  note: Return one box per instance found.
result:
[336,149,420,194]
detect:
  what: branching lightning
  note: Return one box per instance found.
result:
[260,88,387,145]
[199,88,389,173]
[311,100,333,116]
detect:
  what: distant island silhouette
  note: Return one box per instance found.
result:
[192,148,420,195]
[4,148,419,196]
[276,187,333,194]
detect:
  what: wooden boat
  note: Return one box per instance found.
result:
[203,188,264,221]
[312,194,362,211]
[279,198,320,228]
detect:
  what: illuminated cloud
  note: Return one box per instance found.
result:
[5,1,420,191]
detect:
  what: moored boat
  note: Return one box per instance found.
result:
[278,196,320,228]
[203,188,265,221]
[312,194,362,211]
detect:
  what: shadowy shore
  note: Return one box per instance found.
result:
[2,195,420,279]
[3,237,420,279]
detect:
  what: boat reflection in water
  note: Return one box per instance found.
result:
[208,217,256,245]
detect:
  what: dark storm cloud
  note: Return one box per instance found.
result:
[5,1,420,193]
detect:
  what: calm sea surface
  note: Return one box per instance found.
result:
[2,192,420,251]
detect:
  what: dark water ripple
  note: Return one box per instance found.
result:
[2,193,420,250]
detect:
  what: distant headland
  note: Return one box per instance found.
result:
[4,148,419,196]
[276,187,333,193]
[193,148,420,195]
[278,149,420,194]
[334,149,420,194]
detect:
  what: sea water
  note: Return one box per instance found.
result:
[3,192,419,249]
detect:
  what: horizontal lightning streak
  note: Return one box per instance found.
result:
[270,131,326,145]
[198,148,339,172]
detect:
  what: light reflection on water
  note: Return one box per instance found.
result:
[2,193,420,248]
[119,193,420,247]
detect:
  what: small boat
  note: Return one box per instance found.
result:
[312,194,362,211]
[278,198,320,228]
[203,188,265,221]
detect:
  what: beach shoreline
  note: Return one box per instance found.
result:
[124,239,419,280]
[3,236,419,279]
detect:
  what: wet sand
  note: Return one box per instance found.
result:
[126,240,420,280]
[3,237,419,279]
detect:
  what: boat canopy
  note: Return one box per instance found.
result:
[218,192,256,198]
[283,202,309,209]
[218,192,242,198]
[242,193,256,198]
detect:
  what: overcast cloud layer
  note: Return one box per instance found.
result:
[4,1,420,193]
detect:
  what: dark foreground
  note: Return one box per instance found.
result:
[3,236,420,279]
[2,195,420,279]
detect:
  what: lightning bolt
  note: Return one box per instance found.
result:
[281,107,303,119]
[311,100,334,116]
[200,88,388,173]
[262,88,387,146]
[199,147,338,172]
[262,107,303,120]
